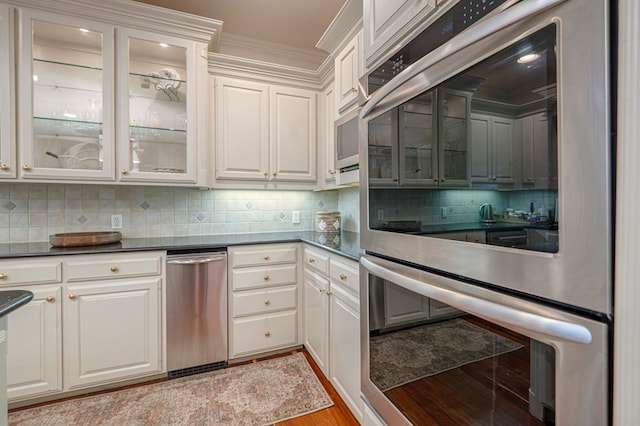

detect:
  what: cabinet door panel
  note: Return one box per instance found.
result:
[492,118,514,182]
[215,77,269,180]
[231,310,297,357]
[471,115,491,180]
[18,9,115,181]
[63,279,161,389]
[117,28,198,183]
[0,4,16,178]
[270,86,316,181]
[7,285,62,401]
[304,271,329,375]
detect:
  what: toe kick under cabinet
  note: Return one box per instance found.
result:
[228,243,301,360]
[0,251,164,405]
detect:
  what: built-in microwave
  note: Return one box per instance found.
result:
[335,107,360,172]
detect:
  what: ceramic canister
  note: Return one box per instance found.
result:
[315,211,341,233]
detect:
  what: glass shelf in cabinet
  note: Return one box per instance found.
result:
[34,116,103,138]
[33,59,103,92]
[129,125,186,144]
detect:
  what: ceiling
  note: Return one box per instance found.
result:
[134,0,347,61]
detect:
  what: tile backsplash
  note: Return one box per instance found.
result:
[0,183,360,243]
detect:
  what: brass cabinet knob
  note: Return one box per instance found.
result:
[264,172,268,177]
[22,165,31,171]
[264,299,270,305]
[0,164,9,171]
[264,256,270,261]
[264,331,271,337]
[309,258,315,263]
[351,87,357,93]
[0,273,6,280]
[329,170,336,175]
[68,293,77,300]
[339,274,347,281]
[46,296,55,303]
[110,266,119,272]
[121,169,129,175]
[440,179,445,182]
[272,172,277,177]
[263,275,270,281]
[326,291,333,296]
[318,288,325,293]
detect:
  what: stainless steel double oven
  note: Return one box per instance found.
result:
[359,0,613,424]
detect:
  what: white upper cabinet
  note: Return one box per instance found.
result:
[363,0,436,68]
[116,28,203,184]
[18,9,116,181]
[470,113,515,185]
[335,31,362,114]
[11,0,220,185]
[214,76,317,186]
[320,82,337,186]
[0,4,16,178]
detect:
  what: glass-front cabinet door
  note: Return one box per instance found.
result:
[399,90,437,186]
[117,29,197,183]
[0,4,15,178]
[437,88,470,187]
[18,9,115,180]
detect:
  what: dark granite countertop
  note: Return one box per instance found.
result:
[0,290,33,319]
[0,231,362,262]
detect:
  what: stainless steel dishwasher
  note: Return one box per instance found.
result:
[166,251,227,378]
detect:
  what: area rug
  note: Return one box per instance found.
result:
[8,352,333,426]
[370,318,523,391]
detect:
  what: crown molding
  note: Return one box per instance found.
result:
[208,52,322,89]
[316,0,363,56]
[4,0,222,46]
[219,32,327,71]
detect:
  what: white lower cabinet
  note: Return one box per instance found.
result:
[63,278,161,390]
[228,243,301,360]
[2,251,164,404]
[7,285,62,401]
[303,245,362,421]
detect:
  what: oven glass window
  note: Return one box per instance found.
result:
[368,276,556,424]
[368,25,558,253]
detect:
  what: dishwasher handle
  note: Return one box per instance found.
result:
[167,254,227,265]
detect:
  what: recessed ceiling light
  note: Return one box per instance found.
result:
[159,42,169,48]
[517,53,539,64]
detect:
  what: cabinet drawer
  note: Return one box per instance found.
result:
[230,244,297,268]
[232,286,297,317]
[64,252,163,282]
[231,310,298,357]
[330,258,359,295]
[0,260,62,286]
[303,248,329,275]
[232,264,297,291]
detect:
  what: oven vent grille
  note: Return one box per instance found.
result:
[168,361,228,379]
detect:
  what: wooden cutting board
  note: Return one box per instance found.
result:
[49,231,122,247]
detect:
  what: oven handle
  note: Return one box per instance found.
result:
[360,0,566,120]
[361,255,592,344]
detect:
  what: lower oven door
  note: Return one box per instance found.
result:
[360,255,609,426]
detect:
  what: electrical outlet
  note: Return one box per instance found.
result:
[111,214,122,229]
[441,207,453,218]
[378,209,384,220]
[292,211,300,224]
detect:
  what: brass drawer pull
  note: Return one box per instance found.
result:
[0,164,9,171]
[339,274,347,281]
[68,293,77,300]
[264,331,271,337]
[318,288,325,293]
[0,273,7,280]
[264,256,270,261]
[326,291,333,296]
[22,165,31,171]
[264,300,270,305]
[309,258,315,263]
[110,266,119,272]
[263,275,270,281]
[46,296,55,303]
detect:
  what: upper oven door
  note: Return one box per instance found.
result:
[359,0,612,315]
